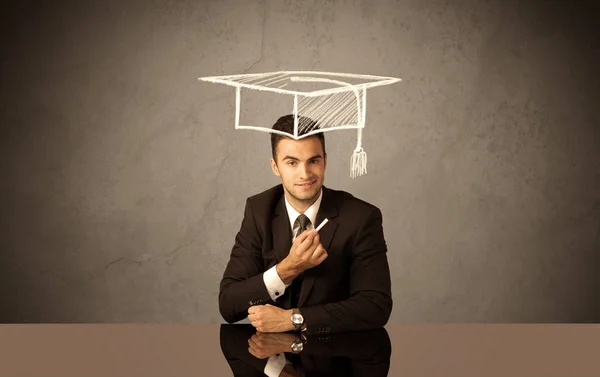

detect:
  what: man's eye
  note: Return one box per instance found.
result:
[311,159,318,164]
[288,161,296,166]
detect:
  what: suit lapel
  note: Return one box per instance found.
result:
[298,186,338,307]
[272,194,292,264]
[313,186,338,253]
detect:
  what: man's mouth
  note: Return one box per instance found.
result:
[296,180,316,188]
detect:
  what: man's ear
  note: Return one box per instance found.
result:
[270,157,281,177]
[323,152,327,169]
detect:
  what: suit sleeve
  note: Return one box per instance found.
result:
[219,198,274,323]
[300,207,393,334]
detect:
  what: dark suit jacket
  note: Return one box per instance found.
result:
[219,324,392,377]
[219,184,392,335]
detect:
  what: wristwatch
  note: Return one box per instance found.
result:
[291,331,307,354]
[290,308,304,331]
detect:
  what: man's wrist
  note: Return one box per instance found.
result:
[276,260,299,285]
[283,309,295,331]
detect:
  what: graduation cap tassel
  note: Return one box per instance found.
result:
[351,127,367,178]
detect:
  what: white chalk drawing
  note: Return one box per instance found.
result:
[198,71,401,178]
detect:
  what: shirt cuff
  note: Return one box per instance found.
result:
[263,265,288,301]
[263,353,287,377]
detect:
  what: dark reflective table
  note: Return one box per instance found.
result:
[1,324,598,376]
[220,324,391,376]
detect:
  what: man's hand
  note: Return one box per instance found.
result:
[248,304,294,333]
[277,229,328,284]
[247,332,295,359]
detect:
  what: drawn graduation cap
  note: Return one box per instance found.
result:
[198,71,401,178]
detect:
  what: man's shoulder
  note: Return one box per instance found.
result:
[246,184,285,205]
[242,184,285,218]
[325,186,381,215]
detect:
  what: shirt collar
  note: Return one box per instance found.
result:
[284,188,323,231]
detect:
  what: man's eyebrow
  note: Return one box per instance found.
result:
[282,154,323,161]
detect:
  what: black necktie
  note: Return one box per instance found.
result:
[290,214,311,308]
[294,214,311,239]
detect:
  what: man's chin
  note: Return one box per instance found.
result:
[295,189,320,201]
[286,187,315,200]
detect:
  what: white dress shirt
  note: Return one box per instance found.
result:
[264,352,288,377]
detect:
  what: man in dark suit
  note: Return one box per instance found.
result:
[219,114,392,336]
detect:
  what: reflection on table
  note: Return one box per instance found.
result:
[220,324,391,377]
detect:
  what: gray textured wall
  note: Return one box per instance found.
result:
[1,0,598,323]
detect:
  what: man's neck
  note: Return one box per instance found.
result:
[284,192,317,214]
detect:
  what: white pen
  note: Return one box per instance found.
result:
[315,218,329,232]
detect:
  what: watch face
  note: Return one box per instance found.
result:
[291,313,303,324]
[291,342,303,353]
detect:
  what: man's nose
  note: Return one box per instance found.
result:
[299,162,311,177]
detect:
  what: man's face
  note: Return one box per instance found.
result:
[270,136,327,207]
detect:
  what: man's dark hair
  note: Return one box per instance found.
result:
[270,114,326,161]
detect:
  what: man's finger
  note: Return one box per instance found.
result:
[303,236,320,255]
[312,244,326,256]
[310,246,323,259]
[248,305,264,315]
[248,347,259,359]
[248,337,257,348]
[301,229,317,243]
[248,305,259,315]
[298,231,318,252]
[295,229,313,244]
